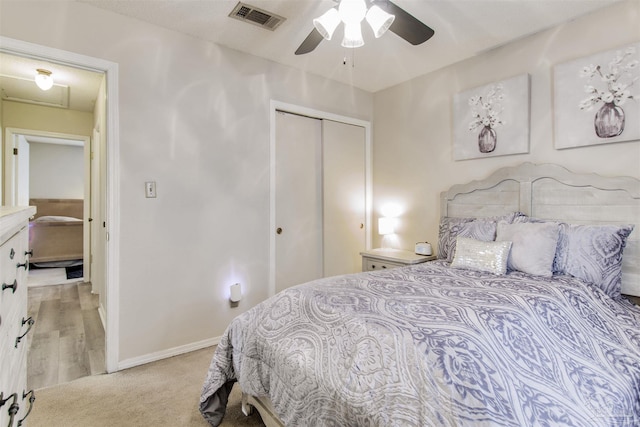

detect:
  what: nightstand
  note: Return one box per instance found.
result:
[360,248,436,272]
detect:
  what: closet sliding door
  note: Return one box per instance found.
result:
[274,112,323,293]
[274,112,366,293]
[322,120,365,277]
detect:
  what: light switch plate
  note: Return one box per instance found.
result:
[145,181,156,198]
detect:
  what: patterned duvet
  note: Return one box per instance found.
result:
[200,260,640,426]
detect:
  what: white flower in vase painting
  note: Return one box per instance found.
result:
[468,85,506,153]
[579,47,639,138]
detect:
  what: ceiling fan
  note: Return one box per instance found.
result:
[295,0,435,55]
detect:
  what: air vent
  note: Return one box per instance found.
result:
[229,2,286,31]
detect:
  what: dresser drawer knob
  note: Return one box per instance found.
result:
[17,261,28,270]
[0,392,20,427]
[15,317,35,348]
[25,250,33,257]
[2,279,17,294]
[17,389,35,427]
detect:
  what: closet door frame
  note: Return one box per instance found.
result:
[269,100,372,298]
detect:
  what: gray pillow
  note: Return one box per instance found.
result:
[437,212,525,261]
[553,223,634,298]
[446,220,498,262]
[496,221,560,277]
[451,237,512,275]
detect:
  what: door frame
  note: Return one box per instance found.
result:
[4,128,91,280]
[0,36,121,373]
[269,100,372,297]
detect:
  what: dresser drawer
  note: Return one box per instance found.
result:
[364,259,404,271]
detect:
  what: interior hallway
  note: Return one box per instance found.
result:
[27,276,105,389]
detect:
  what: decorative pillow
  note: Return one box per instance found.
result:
[496,221,560,277]
[437,212,525,260]
[446,220,498,262]
[553,223,634,298]
[451,237,512,275]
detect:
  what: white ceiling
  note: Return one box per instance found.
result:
[0,0,621,110]
[79,0,620,93]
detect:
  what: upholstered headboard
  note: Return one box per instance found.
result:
[440,162,640,297]
[29,198,84,220]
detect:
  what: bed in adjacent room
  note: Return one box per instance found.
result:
[200,162,640,426]
[28,198,84,264]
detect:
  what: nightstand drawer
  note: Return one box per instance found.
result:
[364,259,404,271]
[360,249,435,273]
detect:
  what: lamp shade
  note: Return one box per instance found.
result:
[365,5,395,38]
[342,22,364,48]
[378,217,395,235]
[313,8,341,40]
[35,69,53,91]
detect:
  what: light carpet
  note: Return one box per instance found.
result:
[28,346,265,427]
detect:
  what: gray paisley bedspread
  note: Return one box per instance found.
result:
[200,260,640,426]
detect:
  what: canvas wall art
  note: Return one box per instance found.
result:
[453,74,530,161]
[554,42,639,149]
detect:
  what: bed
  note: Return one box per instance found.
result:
[28,198,84,264]
[200,162,640,426]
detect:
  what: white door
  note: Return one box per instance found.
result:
[275,112,367,292]
[322,120,366,277]
[275,112,323,293]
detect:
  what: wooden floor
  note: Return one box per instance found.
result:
[27,281,105,389]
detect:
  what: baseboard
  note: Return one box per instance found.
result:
[117,336,221,371]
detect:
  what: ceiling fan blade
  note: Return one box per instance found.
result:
[373,0,435,45]
[295,28,325,55]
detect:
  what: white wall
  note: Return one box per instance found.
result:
[29,142,84,199]
[372,0,640,251]
[0,1,373,363]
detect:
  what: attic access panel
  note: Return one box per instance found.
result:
[0,74,70,109]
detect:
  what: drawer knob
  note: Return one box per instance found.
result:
[15,317,35,348]
[25,250,33,257]
[17,389,35,427]
[0,392,20,427]
[17,261,28,270]
[2,279,17,294]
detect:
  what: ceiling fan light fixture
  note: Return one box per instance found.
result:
[313,7,341,40]
[341,22,364,48]
[366,5,395,38]
[338,0,367,24]
[35,68,53,91]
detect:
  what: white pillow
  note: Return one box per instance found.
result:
[496,221,559,277]
[451,237,512,275]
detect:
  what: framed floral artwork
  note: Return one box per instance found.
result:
[554,42,639,149]
[453,74,530,161]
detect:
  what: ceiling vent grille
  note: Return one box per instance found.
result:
[229,2,286,31]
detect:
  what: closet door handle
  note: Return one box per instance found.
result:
[15,317,35,348]
[276,227,283,235]
[2,280,17,294]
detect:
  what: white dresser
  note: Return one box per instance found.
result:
[1,206,36,427]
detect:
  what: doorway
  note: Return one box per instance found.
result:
[0,35,120,374]
[6,131,91,285]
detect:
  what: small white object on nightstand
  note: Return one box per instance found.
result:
[360,248,436,272]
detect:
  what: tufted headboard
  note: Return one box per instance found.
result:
[440,162,640,297]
